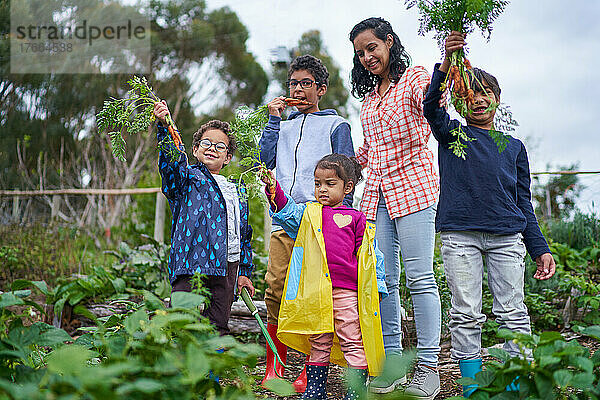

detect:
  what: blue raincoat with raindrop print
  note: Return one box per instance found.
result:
[157,123,253,283]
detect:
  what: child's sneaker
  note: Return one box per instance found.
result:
[404,364,440,400]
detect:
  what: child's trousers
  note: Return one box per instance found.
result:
[308,288,368,369]
[171,261,239,336]
[441,231,531,360]
[264,230,295,324]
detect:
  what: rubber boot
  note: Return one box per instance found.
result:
[343,368,368,400]
[261,323,287,387]
[302,364,329,400]
[459,358,482,398]
[293,354,309,393]
[209,348,225,383]
[506,377,520,392]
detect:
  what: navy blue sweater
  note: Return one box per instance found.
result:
[423,65,550,259]
[157,123,253,283]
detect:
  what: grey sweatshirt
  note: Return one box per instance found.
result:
[259,109,354,213]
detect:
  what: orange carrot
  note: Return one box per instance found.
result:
[284,98,314,106]
[168,125,182,150]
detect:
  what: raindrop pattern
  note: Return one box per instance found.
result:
[156,124,254,284]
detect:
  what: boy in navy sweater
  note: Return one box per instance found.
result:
[154,101,255,336]
[423,32,556,396]
[258,54,355,390]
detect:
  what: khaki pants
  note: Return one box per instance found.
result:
[264,230,295,324]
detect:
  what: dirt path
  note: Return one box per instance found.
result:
[250,343,463,399]
[249,337,600,399]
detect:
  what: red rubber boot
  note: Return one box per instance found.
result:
[293,355,309,393]
[261,323,287,387]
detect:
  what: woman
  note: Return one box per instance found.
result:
[349,17,441,400]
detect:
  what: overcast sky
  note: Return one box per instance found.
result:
[206,0,600,213]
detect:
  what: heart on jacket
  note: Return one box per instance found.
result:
[333,213,352,229]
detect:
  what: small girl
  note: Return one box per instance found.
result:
[261,154,387,400]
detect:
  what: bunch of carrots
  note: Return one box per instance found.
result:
[406,0,511,158]
[441,51,481,118]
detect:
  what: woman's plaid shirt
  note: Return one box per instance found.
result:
[356,66,439,220]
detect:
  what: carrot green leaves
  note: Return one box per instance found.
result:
[96,76,182,162]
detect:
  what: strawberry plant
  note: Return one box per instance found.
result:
[453,327,600,399]
[0,284,272,399]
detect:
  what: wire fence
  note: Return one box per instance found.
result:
[1,171,598,242]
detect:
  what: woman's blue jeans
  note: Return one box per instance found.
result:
[375,195,441,367]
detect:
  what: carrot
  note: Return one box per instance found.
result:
[284,98,314,107]
[168,125,182,150]
[464,58,472,70]
[466,89,474,105]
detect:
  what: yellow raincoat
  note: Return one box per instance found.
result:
[272,200,387,375]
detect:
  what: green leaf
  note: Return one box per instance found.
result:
[0,292,25,308]
[74,334,97,349]
[474,370,496,387]
[116,378,165,395]
[46,345,94,375]
[570,356,594,373]
[534,374,554,398]
[488,348,512,362]
[111,277,126,293]
[73,305,98,322]
[11,279,49,295]
[539,331,564,344]
[171,291,206,309]
[591,349,600,367]
[571,372,595,389]
[142,290,165,311]
[182,344,210,384]
[580,325,600,341]
[262,377,296,396]
[540,355,561,368]
[553,369,573,387]
[35,323,72,347]
[124,308,148,335]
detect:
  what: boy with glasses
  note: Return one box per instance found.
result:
[259,54,355,391]
[153,101,256,336]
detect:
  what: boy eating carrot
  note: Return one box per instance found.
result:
[258,54,355,391]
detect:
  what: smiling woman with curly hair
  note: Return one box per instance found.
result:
[349,17,442,399]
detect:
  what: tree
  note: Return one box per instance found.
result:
[532,163,584,221]
[0,0,268,233]
[272,30,350,117]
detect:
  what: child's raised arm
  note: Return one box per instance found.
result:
[260,168,305,239]
[155,101,188,200]
[423,32,467,145]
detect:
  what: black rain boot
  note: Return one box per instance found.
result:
[302,364,329,400]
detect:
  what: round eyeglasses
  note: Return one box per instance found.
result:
[199,138,228,153]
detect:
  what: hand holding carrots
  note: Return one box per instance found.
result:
[260,167,275,186]
[267,97,287,117]
[259,167,277,204]
[153,100,183,150]
[153,100,171,125]
[440,31,466,73]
